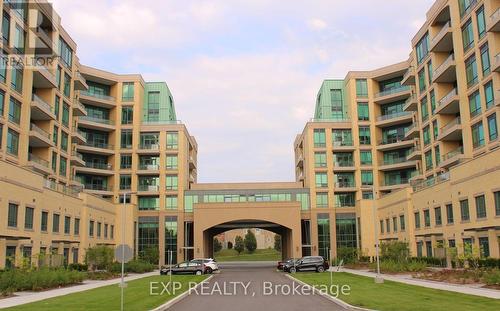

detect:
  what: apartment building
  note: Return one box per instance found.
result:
[295,0,500,259]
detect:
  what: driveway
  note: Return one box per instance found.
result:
[169,261,345,311]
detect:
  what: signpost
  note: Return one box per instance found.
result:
[116,192,135,311]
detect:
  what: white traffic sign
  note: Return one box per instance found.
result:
[115,244,133,263]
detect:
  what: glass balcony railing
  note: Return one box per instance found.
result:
[83,184,112,191]
[375,85,410,98]
[71,151,83,160]
[335,181,356,188]
[439,117,461,134]
[430,21,451,47]
[442,146,463,162]
[412,172,450,192]
[82,141,113,150]
[333,160,354,167]
[32,94,53,113]
[80,115,115,125]
[333,140,354,147]
[138,185,160,191]
[383,178,410,186]
[433,53,455,80]
[138,143,160,150]
[402,67,414,82]
[382,157,412,165]
[84,162,112,170]
[80,91,115,102]
[30,123,51,140]
[138,164,160,170]
[377,111,412,122]
[379,136,406,145]
[45,179,80,197]
[437,88,458,109]
[28,153,49,167]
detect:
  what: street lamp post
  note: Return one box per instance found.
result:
[120,192,126,311]
[372,199,384,283]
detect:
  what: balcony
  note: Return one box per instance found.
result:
[374,85,411,105]
[75,162,114,176]
[412,172,450,192]
[487,7,500,32]
[334,181,356,192]
[26,153,51,175]
[73,99,87,116]
[69,176,84,188]
[432,54,456,83]
[78,116,115,131]
[74,71,89,91]
[333,160,355,172]
[34,27,55,52]
[376,111,414,127]
[189,155,197,169]
[71,126,87,144]
[189,174,196,183]
[138,185,160,193]
[377,136,415,151]
[83,184,113,195]
[77,142,115,155]
[430,21,453,52]
[439,146,464,169]
[332,140,355,151]
[30,94,56,120]
[493,53,500,73]
[29,123,53,147]
[401,67,415,86]
[379,157,417,171]
[435,88,459,114]
[407,145,422,160]
[33,65,57,89]
[404,123,419,140]
[403,94,418,111]
[137,143,161,154]
[296,154,304,167]
[137,164,160,175]
[437,117,462,141]
[70,151,85,166]
[379,178,411,192]
[79,91,116,108]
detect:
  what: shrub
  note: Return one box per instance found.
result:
[337,247,358,264]
[380,241,410,262]
[213,238,223,253]
[68,263,88,271]
[478,258,500,269]
[482,269,500,286]
[0,268,85,295]
[359,256,371,263]
[274,235,282,252]
[85,246,114,271]
[410,257,446,267]
[371,259,426,273]
[244,230,257,253]
[86,271,116,280]
[139,247,159,265]
[110,260,155,274]
[234,236,244,254]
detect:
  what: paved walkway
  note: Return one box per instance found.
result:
[0,271,158,309]
[342,268,500,299]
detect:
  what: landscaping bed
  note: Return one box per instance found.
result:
[414,268,500,289]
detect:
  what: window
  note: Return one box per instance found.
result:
[139,197,159,210]
[427,61,433,83]
[495,191,500,216]
[430,90,436,115]
[416,33,429,64]
[425,151,433,170]
[414,211,420,229]
[360,151,372,165]
[479,237,489,258]
[97,222,101,238]
[485,81,494,109]
[120,130,133,149]
[24,207,34,230]
[446,204,454,224]
[8,97,21,124]
[89,220,94,237]
[480,43,490,76]
[41,211,48,231]
[64,216,71,234]
[487,113,497,141]
[359,126,371,145]
[357,103,369,121]
[465,56,478,87]
[315,193,328,208]
[435,146,441,166]
[119,175,131,190]
[423,126,431,146]
[104,224,108,238]
[0,50,6,83]
[355,79,368,97]
[329,89,344,119]
[8,203,18,227]
[361,171,373,186]
[469,90,481,118]
[400,215,406,231]
[460,199,470,221]
[58,37,73,68]
[166,155,178,170]
[462,19,474,51]
[471,121,485,148]
[59,157,67,176]
[63,73,71,97]
[7,129,19,156]
[476,6,486,39]
[0,90,4,116]
[315,173,328,188]
[386,219,390,233]
[61,131,68,152]
[421,97,428,122]
[120,154,132,169]
[121,107,133,124]
[432,120,438,140]
[393,217,397,232]
[332,129,352,145]
[147,91,160,121]
[166,175,178,190]
[314,152,327,168]
[56,66,61,89]
[313,129,326,148]
[62,103,69,127]
[74,218,80,235]
[380,220,384,234]
[13,24,25,54]
[475,195,486,219]
[122,82,134,101]
[424,210,430,227]
[2,13,10,45]
[166,196,178,209]
[54,95,60,120]
[166,132,178,149]
[418,69,426,93]
[334,193,355,207]
[362,191,373,199]
[52,214,60,233]
[11,63,23,93]
[435,207,442,226]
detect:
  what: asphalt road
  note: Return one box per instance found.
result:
[169,261,345,311]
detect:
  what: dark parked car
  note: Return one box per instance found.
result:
[283,256,329,273]
[160,261,206,275]
[277,258,297,270]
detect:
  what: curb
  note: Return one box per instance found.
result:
[284,273,375,311]
[151,274,215,311]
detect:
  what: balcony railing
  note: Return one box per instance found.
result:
[335,181,355,188]
[310,118,351,123]
[404,94,417,106]
[36,26,53,46]
[402,67,414,82]
[407,145,421,154]
[71,151,83,160]
[377,111,412,122]
[333,160,354,167]
[85,162,112,170]
[75,71,87,83]
[138,143,160,150]
[433,53,455,80]
[413,172,450,192]
[82,141,114,150]
[375,85,411,98]
[439,117,461,133]
[442,146,463,162]
[79,116,115,125]
[430,21,451,47]
[45,179,80,197]
[30,123,51,140]
[138,164,160,170]
[382,157,411,165]
[142,120,183,125]
[83,184,112,191]
[333,140,354,147]
[138,185,160,191]
[80,91,115,102]
[32,94,53,113]
[379,136,406,145]
[28,153,49,167]
[72,126,86,138]
[383,178,410,186]
[437,88,458,109]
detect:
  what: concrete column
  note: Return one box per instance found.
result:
[488,229,499,258]
[0,239,6,269]
[291,226,302,259]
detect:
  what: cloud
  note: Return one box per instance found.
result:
[307,18,327,31]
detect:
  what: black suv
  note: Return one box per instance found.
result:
[283,256,329,273]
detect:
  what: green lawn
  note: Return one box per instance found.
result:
[214,248,281,261]
[292,272,500,311]
[5,274,207,311]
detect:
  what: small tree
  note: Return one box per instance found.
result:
[140,247,159,265]
[85,245,114,271]
[234,236,244,255]
[274,235,282,251]
[213,237,223,253]
[380,241,410,262]
[244,230,257,253]
[227,241,233,249]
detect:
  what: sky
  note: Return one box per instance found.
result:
[51,0,435,183]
